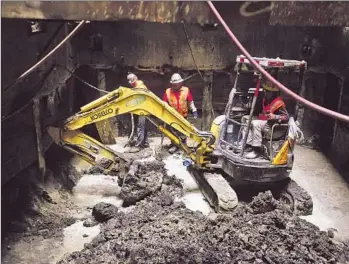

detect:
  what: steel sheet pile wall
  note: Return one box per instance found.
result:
[1,19,77,185]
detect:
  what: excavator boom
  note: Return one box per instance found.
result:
[48,87,215,171]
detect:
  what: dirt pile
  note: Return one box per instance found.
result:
[120,160,168,206]
[2,163,83,241]
[83,149,154,176]
[92,202,119,222]
[59,183,349,264]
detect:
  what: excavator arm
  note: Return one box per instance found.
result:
[48,87,215,172]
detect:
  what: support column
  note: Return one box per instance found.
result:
[95,70,117,144]
[33,98,46,182]
[201,71,214,131]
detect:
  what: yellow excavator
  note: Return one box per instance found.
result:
[48,55,313,215]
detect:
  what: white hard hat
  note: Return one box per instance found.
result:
[170,73,184,84]
[127,73,138,84]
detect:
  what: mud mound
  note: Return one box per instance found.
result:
[120,160,166,206]
[92,202,119,222]
[84,150,154,176]
[58,190,349,264]
[248,190,278,214]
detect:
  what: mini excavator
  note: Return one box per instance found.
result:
[48,55,313,216]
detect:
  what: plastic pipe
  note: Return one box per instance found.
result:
[207,1,349,123]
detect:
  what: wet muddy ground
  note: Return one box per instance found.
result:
[2,138,349,264]
[59,191,349,264]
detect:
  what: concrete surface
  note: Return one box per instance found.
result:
[292,145,349,242]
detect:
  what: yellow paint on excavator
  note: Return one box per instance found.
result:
[272,140,289,165]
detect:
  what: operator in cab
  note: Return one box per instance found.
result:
[242,79,289,159]
[163,73,198,154]
[126,73,149,151]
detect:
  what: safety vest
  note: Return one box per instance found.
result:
[135,80,148,90]
[259,96,285,120]
[166,87,189,117]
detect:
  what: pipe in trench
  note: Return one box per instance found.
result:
[207,1,349,123]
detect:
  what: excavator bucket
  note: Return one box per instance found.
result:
[47,126,128,173]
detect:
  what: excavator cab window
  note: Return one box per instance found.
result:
[220,55,306,161]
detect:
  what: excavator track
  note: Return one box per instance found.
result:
[278,178,313,216]
[189,169,238,212]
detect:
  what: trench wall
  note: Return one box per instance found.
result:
[1,19,76,185]
[2,3,349,186]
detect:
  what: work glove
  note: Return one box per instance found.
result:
[193,111,198,119]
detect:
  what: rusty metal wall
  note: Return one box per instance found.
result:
[270,2,349,27]
[1,1,216,24]
[75,19,305,109]
[1,19,76,185]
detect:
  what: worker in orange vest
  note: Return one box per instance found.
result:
[163,73,198,153]
[241,79,289,159]
[126,73,149,152]
[127,72,147,90]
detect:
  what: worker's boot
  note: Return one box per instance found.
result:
[245,146,261,159]
[233,142,252,153]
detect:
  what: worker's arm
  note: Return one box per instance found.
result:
[187,90,198,118]
[267,106,289,122]
[272,106,289,122]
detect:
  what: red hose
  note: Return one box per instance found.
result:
[207,1,349,123]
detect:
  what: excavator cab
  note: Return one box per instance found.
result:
[210,55,307,183]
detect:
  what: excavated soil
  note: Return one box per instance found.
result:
[2,163,83,241]
[58,161,349,264]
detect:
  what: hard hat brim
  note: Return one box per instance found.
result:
[263,87,279,92]
[170,79,184,84]
[263,83,279,92]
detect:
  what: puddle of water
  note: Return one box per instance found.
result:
[73,193,123,209]
[63,221,100,251]
[180,191,213,215]
[299,197,336,232]
[163,154,214,215]
[163,154,198,191]
[72,174,123,212]
[52,221,100,263]
[300,214,334,232]
[74,174,121,196]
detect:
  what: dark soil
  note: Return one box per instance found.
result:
[92,202,119,222]
[83,149,154,176]
[2,163,83,242]
[120,160,167,206]
[58,168,349,264]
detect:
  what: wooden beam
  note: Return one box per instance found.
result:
[33,98,46,182]
[95,70,117,145]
